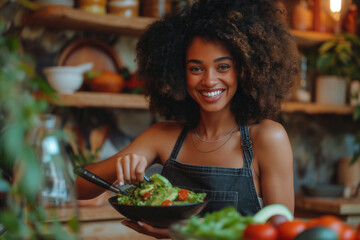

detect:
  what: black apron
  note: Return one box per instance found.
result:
[161,120,262,216]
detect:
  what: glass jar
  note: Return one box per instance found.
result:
[31,114,79,231]
[108,0,139,17]
[292,0,313,31]
[78,0,107,14]
[141,0,172,18]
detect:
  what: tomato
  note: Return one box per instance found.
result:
[143,191,152,199]
[315,215,344,237]
[277,219,307,240]
[305,215,345,238]
[306,218,320,228]
[177,189,189,201]
[243,223,278,240]
[340,225,356,240]
[161,200,174,206]
[356,224,360,240]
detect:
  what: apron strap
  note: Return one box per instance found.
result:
[169,126,189,160]
[240,119,254,169]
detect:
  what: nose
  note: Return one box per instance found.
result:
[202,69,218,87]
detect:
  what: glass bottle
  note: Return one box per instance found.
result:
[31,114,79,235]
[295,54,311,102]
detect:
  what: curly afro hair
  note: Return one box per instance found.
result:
[136,0,299,127]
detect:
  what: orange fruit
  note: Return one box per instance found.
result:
[89,71,125,93]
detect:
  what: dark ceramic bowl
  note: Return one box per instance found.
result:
[301,184,345,198]
[108,196,209,228]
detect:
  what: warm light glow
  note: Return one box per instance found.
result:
[330,0,342,13]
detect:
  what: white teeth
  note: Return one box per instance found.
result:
[202,90,222,98]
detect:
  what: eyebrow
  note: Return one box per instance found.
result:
[186,56,233,64]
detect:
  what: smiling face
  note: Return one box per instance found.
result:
[186,37,238,114]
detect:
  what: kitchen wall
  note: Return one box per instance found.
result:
[1,1,359,193]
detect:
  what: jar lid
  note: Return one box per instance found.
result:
[78,0,106,6]
[108,0,138,5]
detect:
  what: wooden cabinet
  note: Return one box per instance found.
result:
[23,7,353,115]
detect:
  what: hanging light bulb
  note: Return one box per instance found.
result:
[330,0,342,14]
[330,0,342,33]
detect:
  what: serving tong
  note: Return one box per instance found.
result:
[74,166,151,195]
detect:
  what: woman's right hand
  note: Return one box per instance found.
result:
[115,153,148,186]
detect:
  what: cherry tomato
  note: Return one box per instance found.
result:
[277,219,307,240]
[306,218,320,229]
[161,200,174,206]
[243,223,278,240]
[177,189,189,201]
[315,215,344,237]
[142,190,153,199]
[340,225,356,240]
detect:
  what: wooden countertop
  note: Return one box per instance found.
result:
[46,203,169,239]
[295,196,360,224]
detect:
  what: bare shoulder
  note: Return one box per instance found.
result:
[250,119,292,169]
[250,119,289,147]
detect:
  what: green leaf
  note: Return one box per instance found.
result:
[18,147,43,202]
[0,212,19,232]
[67,216,81,233]
[319,40,336,54]
[350,150,360,164]
[317,54,332,69]
[354,106,360,121]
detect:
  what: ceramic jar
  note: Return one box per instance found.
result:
[315,76,347,105]
[108,0,139,17]
[78,0,107,14]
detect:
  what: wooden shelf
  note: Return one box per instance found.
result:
[290,29,334,48]
[22,6,155,36]
[47,92,354,114]
[281,101,354,115]
[22,7,334,47]
[49,92,149,109]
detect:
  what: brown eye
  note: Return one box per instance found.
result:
[189,66,203,73]
[218,64,230,71]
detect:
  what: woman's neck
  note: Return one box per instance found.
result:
[197,110,237,140]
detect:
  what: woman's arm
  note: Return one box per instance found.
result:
[74,123,164,199]
[254,120,295,213]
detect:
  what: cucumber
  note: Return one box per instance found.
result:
[294,227,338,240]
[150,173,172,187]
[253,204,294,223]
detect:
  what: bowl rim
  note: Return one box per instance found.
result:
[108,195,209,208]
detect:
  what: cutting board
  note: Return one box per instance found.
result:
[295,196,360,224]
[57,39,123,72]
[295,196,360,215]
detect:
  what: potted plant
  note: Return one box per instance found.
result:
[315,33,360,105]
[0,22,80,239]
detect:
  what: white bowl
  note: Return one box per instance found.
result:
[43,63,93,94]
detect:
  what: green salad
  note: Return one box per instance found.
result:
[117,173,206,206]
[178,207,254,240]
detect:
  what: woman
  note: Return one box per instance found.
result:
[75,0,298,238]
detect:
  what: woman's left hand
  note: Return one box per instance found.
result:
[121,220,170,239]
